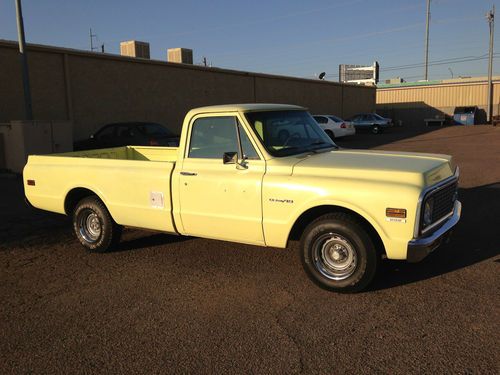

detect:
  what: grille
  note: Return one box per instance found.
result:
[422,179,458,233]
[431,181,458,220]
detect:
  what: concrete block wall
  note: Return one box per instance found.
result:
[0,40,376,141]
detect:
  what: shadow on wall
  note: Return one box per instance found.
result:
[371,182,500,291]
[335,122,447,150]
[377,101,488,128]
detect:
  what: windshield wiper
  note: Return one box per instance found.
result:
[306,141,338,150]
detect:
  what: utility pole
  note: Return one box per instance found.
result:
[89,28,98,51]
[424,0,431,81]
[202,56,207,67]
[101,44,105,53]
[486,5,495,123]
[14,0,33,120]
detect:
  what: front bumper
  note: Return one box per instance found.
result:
[407,200,462,262]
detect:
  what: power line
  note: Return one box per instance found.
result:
[317,54,499,80]
[382,54,499,72]
[382,54,494,71]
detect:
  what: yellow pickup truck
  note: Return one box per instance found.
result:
[24,104,461,292]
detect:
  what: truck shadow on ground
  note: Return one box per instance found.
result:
[110,232,191,253]
[369,183,500,291]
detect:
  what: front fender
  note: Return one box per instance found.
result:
[262,176,420,260]
[263,197,390,251]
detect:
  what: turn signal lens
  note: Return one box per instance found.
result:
[340,123,346,128]
[386,208,407,218]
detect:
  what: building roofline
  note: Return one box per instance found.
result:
[0,39,374,90]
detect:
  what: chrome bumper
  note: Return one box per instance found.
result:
[407,200,462,262]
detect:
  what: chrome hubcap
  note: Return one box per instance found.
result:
[78,209,102,243]
[313,233,357,280]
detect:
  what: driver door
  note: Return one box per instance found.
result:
[178,114,265,245]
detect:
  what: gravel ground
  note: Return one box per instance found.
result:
[1,125,499,374]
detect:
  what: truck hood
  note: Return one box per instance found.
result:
[291,149,454,188]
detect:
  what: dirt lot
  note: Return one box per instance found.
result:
[1,125,499,374]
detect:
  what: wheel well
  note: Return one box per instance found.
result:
[64,188,99,216]
[288,205,385,255]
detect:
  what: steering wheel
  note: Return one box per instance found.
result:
[283,132,301,147]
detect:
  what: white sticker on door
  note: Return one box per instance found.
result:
[150,192,164,208]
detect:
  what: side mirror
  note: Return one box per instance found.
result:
[223,152,238,164]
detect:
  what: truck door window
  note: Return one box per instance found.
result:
[189,117,239,159]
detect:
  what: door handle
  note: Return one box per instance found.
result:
[180,171,197,176]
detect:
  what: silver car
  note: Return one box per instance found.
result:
[348,113,393,134]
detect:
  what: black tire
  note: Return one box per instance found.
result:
[325,129,335,140]
[72,196,122,252]
[370,124,382,134]
[300,212,379,292]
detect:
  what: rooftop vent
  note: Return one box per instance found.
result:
[167,48,193,64]
[120,40,150,59]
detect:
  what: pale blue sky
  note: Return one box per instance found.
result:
[1,0,498,82]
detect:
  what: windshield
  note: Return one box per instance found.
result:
[245,110,336,157]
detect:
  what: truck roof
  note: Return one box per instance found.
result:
[187,103,306,115]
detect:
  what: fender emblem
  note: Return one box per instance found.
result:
[269,198,294,204]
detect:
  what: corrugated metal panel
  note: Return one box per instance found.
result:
[377,81,498,107]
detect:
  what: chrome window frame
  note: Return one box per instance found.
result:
[413,166,460,238]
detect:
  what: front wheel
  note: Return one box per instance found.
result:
[300,213,379,292]
[72,196,122,252]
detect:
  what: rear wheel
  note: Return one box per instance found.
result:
[325,129,335,140]
[370,124,382,134]
[300,213,379,292]
[73,196,122,252]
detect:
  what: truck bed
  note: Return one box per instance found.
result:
[58,146,178,162]
[24,146,179,233]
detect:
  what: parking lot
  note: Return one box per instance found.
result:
[1,125,499,374]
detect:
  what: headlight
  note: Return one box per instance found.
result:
[423,197,434,226]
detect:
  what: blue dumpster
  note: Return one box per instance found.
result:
[453,106,477,125]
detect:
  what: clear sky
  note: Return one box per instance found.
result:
[1,0,498,82]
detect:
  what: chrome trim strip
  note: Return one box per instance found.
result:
[421,209,454,235]
[409,200,461,247]
[413,166,459,238]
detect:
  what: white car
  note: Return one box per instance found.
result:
[313,115,356,139]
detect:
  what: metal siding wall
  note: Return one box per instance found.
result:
[377,81,499,126]
[377,82,495,107]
